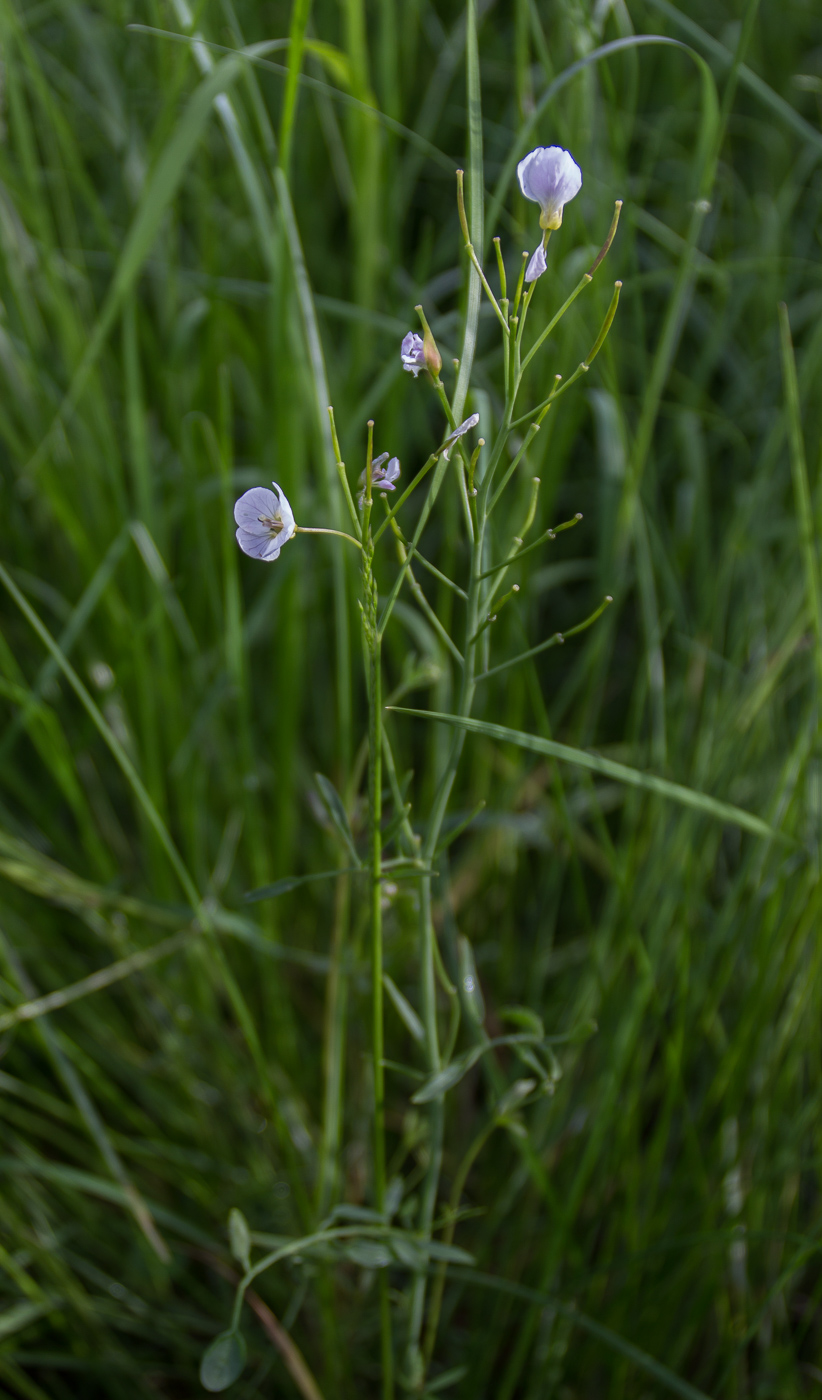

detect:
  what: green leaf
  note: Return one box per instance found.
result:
[457,936,485,1025]
[453,1270,714,1400]
[304,38,355,92]
[52,56,243,435]
[421,1240,475,1265]
[423,1364,469,1393]
[391,1236,425,1269]
[327,1204,385,1225]
[0,1300,54,1340]
[452,0,483,423]
[244,867,360,902]
[228,1208,251,1271]
[411,1047,483,1104]
[499,1006,544,1039]
[344,1240,392,1268]
[383,973,425,1043]
[314,773,362,866]
[494,1079,537,1119]
[389,709,782,841]
[199,1331,246,1392]
[389,1235,475,1267]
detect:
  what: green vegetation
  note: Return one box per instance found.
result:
[0,0,821,1396]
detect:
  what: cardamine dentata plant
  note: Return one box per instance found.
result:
[204,144,621,1398]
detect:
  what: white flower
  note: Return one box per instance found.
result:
[517,146,582,231]
[358,454,401,508]
[234,483,296,561]
[525,243,547,284]
[442,413,479,460]
[401,332,426,377]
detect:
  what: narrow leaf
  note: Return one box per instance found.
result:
[457,936,485,1025]
[228,1208,251,1271]
[383,974,425,1043]
[389,709,781,841]
[412,1047,483,1105]
[344,1240,392,1268]
[314,773,361,866]
[245,867,360,903]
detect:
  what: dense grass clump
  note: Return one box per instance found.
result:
[1,0,822,1396]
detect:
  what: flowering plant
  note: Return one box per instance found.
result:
[218,143,621,1396]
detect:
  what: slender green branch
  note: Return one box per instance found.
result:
[587,198,623,278]
[388,519,465,667]
[297,526,362,548]
[477,512,582,580]
[478,596,613,683]
[457,169,510,336]
[327,405,362,536]
[517,203,623,383]
[388,515,468,599]
[469,585,519,645]
[518,273,592,379]
[371,453,439,546]
[422,1119,498,1368]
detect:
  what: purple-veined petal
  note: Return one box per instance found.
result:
[359,453,390,487]
[234,487,282,536]
[236,528,285,561]
[383,457,401,485]
[401,331,426,377]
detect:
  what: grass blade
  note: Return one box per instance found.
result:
[389,709,781,840]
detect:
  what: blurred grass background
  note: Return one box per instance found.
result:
[0,0,822,1395]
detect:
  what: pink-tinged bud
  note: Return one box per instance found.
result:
[423,325,442,378]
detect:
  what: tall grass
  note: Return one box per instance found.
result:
[0,0,821,1396]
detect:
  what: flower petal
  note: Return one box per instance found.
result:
[525,243,547,283]
[270,482,296,538]
[401,331,426,377]
[517,146,582,228]
[445,413,480,444]
[236,528,284,561]
[384,457,401,484]
[358,453,392,487]
[401,331,424,359]
[234,487,281,535]
[442,413,479,460]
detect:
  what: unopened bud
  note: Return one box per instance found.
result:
[415,304,442,379]
[423,325,442,378]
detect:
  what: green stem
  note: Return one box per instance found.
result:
[316,871,351,1217]
[422,1119,497,1367]
[405,438,493,1375]
[297,526,363,548]
[363,503,393,1398]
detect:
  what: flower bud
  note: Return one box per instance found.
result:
[423,324,442,378]
[415,304,442,380]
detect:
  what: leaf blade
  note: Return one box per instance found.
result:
[390,709,782,841]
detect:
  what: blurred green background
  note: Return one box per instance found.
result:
[1,0,821,1395]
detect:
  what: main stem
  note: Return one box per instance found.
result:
[366,561,393,1399]
[406,412,508,1376]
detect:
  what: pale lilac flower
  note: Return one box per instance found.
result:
[401,332,426,378]
[525,242,547,284]
[442,412,479,461]
[517,146,582,231]
[234,483,296,562]
[358,454,401,508]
